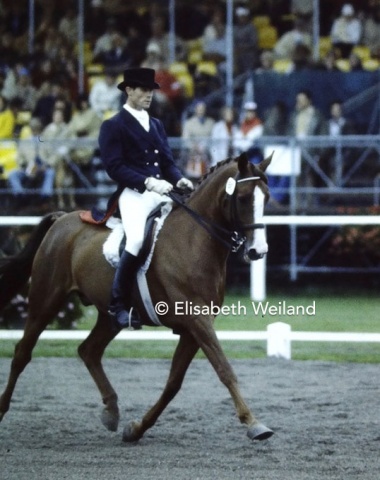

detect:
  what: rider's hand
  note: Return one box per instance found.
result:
[145,177,173,195]
[176,178,194,191]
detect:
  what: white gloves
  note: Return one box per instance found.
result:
[176,177,194,190]
[145,177,173,195]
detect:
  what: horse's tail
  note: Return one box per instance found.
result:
[0,211,66,311]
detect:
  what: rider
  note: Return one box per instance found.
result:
[98,67,193,330]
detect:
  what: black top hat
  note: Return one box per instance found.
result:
[117,68,160,91]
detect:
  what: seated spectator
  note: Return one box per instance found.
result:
[255,50,275,73]
[233,101,264,163]
[288,44,313,72]
[209,105,239,167]
[99,32,132,70]
[330,4,362,59]
[8,117,55,209]
[233,6,259,74]
[8,67,37,112]
[147,14,187,64]
[362,5,380,58]
[273,17,312,59]
[88,71,121,118]
[202,7,225,44]
[182,101,215,179]
[66,94,102,169]
[33,79,72,127]
[92,17,127,63]
[141,42,167,70]
[58,5,78,45]
[315,49,341,71]
[124,25,148,67]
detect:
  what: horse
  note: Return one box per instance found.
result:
[0,152,274,443]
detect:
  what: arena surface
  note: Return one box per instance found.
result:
[1,357,379,480]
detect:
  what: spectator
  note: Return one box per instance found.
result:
[8,67,37,112]
[58,5,78,45]
[319,100,357,186]
[141,42,166,70]
[362,5,380,58]
[39,108,74,209]
[315,49,341,71]
[88,71,121,118]
[233,101,264,163]
[263,101,289,204]
[209,105,239,167]
[124,25,148,68]
[66,94,102,169]
[202,7,225,43]
[146,15,187,64]
[273,17,312,60]
[8,117,55,209]
[330,4,362,59]
[33,79,72,126]
[202,16,227,75]
[93,17,127,62]
[233,6,259,74]
[182,101,215,179]
[288,44,313,72]
[99,32,132,70]
[287,90,328,206]
[255,50,275,73]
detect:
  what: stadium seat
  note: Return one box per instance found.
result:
[363,58,380,71]
[168,62,189,76]
[335,59,350,72]
[252,15,270,29]
[319,36,332,58]
[352,45,371,61]
[0,141,17,180]
[273,59,292,73]
[258,26,278,50]
[175,72,194,97]
[196,60,218,77]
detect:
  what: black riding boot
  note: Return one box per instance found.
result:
[108,250,142,330]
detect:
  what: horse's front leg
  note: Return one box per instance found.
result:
[123,331,199,442]
[78,312,120,432]
[190,316,274,441]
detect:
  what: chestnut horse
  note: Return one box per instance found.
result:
[0,153,274,442]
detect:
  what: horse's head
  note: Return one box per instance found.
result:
[223,152,272,262]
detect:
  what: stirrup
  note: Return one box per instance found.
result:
[108,306,142,331]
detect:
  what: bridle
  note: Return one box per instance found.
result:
[168,175,266,253]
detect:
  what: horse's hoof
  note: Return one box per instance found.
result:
[122,421,141,443]
[100,408,119,432]
[247,422,274,441]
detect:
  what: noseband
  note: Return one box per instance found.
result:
[168,175,265,253]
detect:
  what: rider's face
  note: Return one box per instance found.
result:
[126,86,154,111]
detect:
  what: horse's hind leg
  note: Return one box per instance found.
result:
[77,311,120,432]
[190,317,274,441]
[0,288,67,421]
[123,331,199,442]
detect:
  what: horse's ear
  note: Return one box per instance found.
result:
[237,152,249,173]
[258,151,274,173]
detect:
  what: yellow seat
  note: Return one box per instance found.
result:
[319,36,332,58]
[0,141,17,180]
[352,45,371,61]
[175,72,194,98]
[86,63,105,75]
[258,26,278,50]
[252,16,270,29]
[88,74,105,89]
[363,58,380,71]
[273,59,292,73]
[168,62,189,76]
[335,59,350,72]
[196,60,218,77]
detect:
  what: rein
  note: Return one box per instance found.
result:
[168,176,265,253]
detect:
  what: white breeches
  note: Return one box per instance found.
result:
[118,188,169,256]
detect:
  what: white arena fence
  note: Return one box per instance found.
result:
[0,215,379,359]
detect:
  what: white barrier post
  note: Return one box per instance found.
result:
[250,256,266,301]
[267,322,291,359]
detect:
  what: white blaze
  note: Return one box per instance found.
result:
[251,187,268,255]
